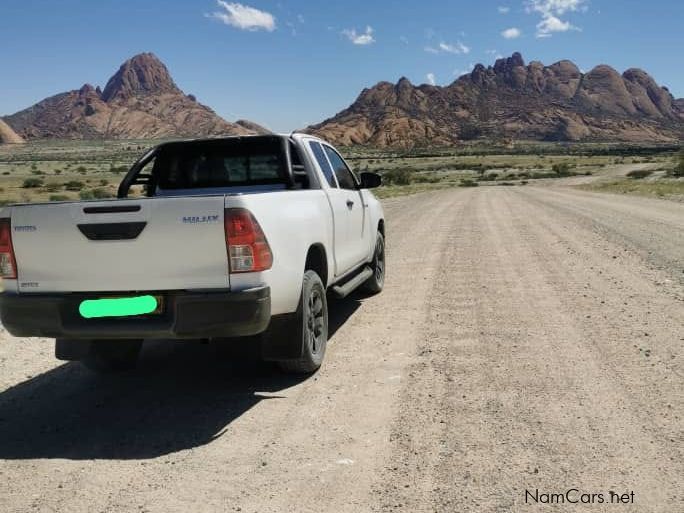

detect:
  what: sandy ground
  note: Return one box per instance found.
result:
[0,186,682,512]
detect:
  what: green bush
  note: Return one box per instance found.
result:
[49,194,70,202]
[626,169,653,179]
[552,162,576,176]
[92,187,114,199]
[44,183,62,192]
[383,168,412,186]
[670,150,684,177]
[459,179,479,187]
[64,180,85,191]
[79,190,94,200]
[22,178,44,188]
[76,165,87,173]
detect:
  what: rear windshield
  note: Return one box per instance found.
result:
[154,138,288,190]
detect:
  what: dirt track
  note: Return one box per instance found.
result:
[0,186,682,512]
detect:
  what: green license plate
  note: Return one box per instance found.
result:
[79,295,160,319]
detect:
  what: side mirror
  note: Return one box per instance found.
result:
[360,172,382,189]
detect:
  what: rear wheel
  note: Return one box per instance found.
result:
[362,231,385,294]
[278,270,328,374]
[82,339,142,373]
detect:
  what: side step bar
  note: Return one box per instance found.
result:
[331,266,373,298]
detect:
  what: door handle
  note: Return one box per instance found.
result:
[346,200,354,209]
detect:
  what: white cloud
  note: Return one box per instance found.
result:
[208,1,276,32]
[498,6,510,13]
[536,15,576,37]
[486,49,504,58]
[501,27,521,39]
[526,0,586,37]
[439,41,470,54]
[399,36,409,44]
[425,41,470,55]
[297,14,305,24]
[426,73,436,86]
[342,26,375,45]
[527,0,586,16]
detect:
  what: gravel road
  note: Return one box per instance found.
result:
[0,186,682,512]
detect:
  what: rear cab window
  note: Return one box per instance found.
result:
[154,137,288,192]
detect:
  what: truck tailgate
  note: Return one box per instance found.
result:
[10,196,229,293]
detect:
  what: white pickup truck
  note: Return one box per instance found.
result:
[0,134,385,373]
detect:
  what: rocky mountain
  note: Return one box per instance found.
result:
[3,53,264,140]
[0,119,24,144]
[309,53,684,147]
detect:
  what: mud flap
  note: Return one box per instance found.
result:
[55,338,93,361]
[259,314,304,361]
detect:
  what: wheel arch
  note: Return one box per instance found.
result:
[305,243,329,288]
[377,219,385,237]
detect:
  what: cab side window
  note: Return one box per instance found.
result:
[323,146,357,190]
[309,141,337,188]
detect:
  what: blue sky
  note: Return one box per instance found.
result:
[1,0,682,132]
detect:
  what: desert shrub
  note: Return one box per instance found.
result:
[413,175,440,184]
[54,169,62,175]
[530,172,557,179]
[383,168,412,185]
[626,169,653,179]
[44,183,62,192]
[22,178,44,188]
[49,195,70,202]
[2,172,9,175]
[459,179,479,187]
[76,165,87,172]
[31,170,45,175]
[552,162,575,176]
[79,190,95,200]
[91,187,114,199]
[669,150,684,177]
[64,180,85,191]
[521,180,528,185]
[110,165,128,173]
[99,179,109,186]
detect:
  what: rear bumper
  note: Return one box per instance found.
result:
[0,287,270,339]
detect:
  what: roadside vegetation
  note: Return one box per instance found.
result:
[579,148,684,201]
[0,139,144,204]
[0,140,680,203]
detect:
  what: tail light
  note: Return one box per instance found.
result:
[224,209,273,273]
[0,218,17,279]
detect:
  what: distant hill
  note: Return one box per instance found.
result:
[0,119,24,144]
[308,53,684,147]
[3,53,269,140]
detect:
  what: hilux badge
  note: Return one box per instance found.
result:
[181,215,220,224]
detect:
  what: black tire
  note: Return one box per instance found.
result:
[82,339,142,373]
[362,231,385,294]
[278,270,328,374]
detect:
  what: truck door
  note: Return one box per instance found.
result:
[322,145,370,272]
